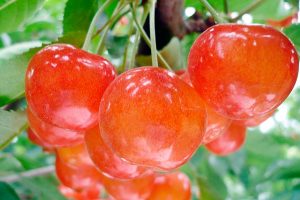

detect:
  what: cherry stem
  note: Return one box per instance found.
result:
[0,165,55,183]
[82,0,113,51]
[96,2,125,55]
[130,4,173,71]
[223,0,229,14]
[150,0,158,67]
[199,0,227,23]
[230,0,266,22]
[129,3,150,70]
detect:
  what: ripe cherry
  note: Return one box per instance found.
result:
[203,106,232,144]
[148,172,191,200]
[101,172,155,200]
[235,111,274,127]
[25,44,116,131]
[99,67,206,170]
[27,108,84,147]
[55,150,103,190]
[178,71,232,144]
[267,13,298,28]
[59,184,102,200]
[206,122,246,156]
[27,128,53,150]
[85,126,149,180]
[188,24,298,120]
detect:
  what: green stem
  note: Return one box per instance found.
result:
[129,4,150,70]
[130,4,173,71]
[96,2,125,55]
[82,0,114,51]
[223,0,229,14]
[149,0,158,66]
[199,0,226,23]
[231,0,266,22]
[93,8,130,39]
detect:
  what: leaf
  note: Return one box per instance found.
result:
[0,0,46,34]
[0,41,43,59]
[264,159,300,180]
[0,48,39,106]
[0,182,20,200]
[284,24,300,53]
[0,109,27,150]
[62,0,98,47]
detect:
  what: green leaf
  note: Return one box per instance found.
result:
[0,182,20,200]
[0,109,27,150]
[0,0,46,34]
[264,159,300,180]
[0,41,43,59]
[284,24,300,53]
[62,0,98,47]
[0,48,39,106]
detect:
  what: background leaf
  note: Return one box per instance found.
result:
[0,109,27,150]
[0,0,46,34]
[284,24,300,53]
[0,182,20,200]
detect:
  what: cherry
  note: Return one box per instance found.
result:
[203,106,232,144]
[178,71,232,144]
[56,142,93,167]
[85,126,149,180]
[101,172,155,200]
[99,67,206,170]
[188,24,299,120]
[267,13,298,28]
[55,156,103,191]
[27,128,53,150]
[148,172,191,200]
[235,111,274,127]
[59,184,102,200]
[25,44,116,131]
[27,108,84,147]
[205,122,246,156]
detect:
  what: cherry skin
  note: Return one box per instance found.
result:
[25,44,117,131]
[205,122,246,156]
[56,142,94,168]
[99,67,206,170]
[235,111,274,127]
[27,128,53,150]
[84,126,149,180]
[101,172,155,200]
[148,172,191,200]
[27,108,84,147]
[59,184,102,200]
[188,24,299,120]
[55,155,103,191]
[178,71,232,144]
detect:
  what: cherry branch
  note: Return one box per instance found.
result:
[0,165,55,183]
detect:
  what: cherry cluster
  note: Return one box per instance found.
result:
[25,24,298,199]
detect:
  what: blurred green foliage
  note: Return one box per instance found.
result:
[0,0,299,199]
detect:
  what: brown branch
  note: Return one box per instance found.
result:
[0,165,55,183]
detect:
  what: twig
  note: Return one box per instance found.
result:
[0,165,55,183]
[149,0,158,66]
[199,0,227,23]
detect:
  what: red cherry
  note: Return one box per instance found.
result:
[59,184,102,200]
[188,24,298,120]
[85,126,149,179]
[27,108,84,147]
[27,128,53,150]
[55,156,103,191]
[203,106,232,144]
[25,44,117,131]
[101,172,155,200]
[266,13,298,28]
[148,172,191,200]
[99,67,206,170]
[178,71,231,144]
[206,122,246,156]
[56,142,94,167]
[235,111,274,127]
